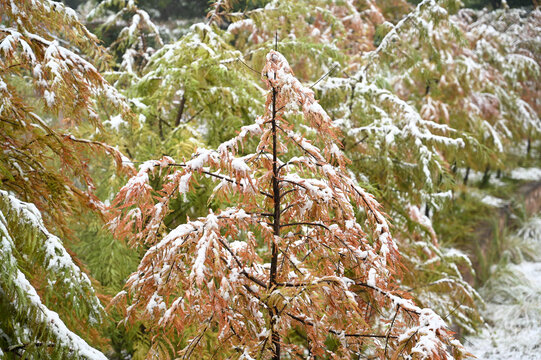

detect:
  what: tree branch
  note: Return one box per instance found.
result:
[286,312,397,339]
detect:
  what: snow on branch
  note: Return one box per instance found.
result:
[0,191,106,359]
[0,26,130,122]
[0,190,103,317]
[111,50,466,359]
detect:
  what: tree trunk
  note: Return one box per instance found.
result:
[481,165,491,188]
[174,94,186,127]
[269,82,281,360]
[463,167,470,185]
[158,116,164,140]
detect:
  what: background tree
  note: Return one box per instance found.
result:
[87,0,164,86]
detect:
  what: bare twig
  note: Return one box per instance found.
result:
[310,64,339,89]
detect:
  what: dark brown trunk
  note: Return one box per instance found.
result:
[269,82,281,360]
[174,95,186,127]
[481,165,491,187]
[463,167,470,185]
[158,116,164,140]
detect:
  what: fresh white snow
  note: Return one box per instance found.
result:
[510,167,541,181]
[466,217,541,359]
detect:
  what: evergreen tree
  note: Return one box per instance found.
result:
[127,21,264,148]
[111,50,468,359]
[87,0,164,86]
[0,191,106,359]
[0,0,132,357]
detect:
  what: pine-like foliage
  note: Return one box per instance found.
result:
[3,0,538,358]
[111,50,468,359]
[88,0,164,85]
[453,6,541,159]
[0,0,133,231]
[216,0,487,334]
[0,191,105,359]
[129,21,264,147]
[1,0,134,357]
[223,0,411,80]
[301,0,538,331]
[350,0,540,176]
[317,0,470,205]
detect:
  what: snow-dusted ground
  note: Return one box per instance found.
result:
[466,218,541,359]
[511,168,541,182]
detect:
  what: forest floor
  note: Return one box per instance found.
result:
[465,176,541,359]
[466,247,541,359]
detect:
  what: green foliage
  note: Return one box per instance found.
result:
[74,219,139,292]
[0,191,105,359]
[129,22,264,147]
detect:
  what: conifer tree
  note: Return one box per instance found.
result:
[87,0,164,86]
[312,0,538,330]
[453,6,541,163]
[127,21,264,148]
[219,0,485,333]
[0,0,132,229]
[223,0,410,80]
[317,0,471,206]
[1,0,132,357]
[349,0,540,180]
[111,50,467,359]
[0,191,106,359]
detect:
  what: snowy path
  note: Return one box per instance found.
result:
[466,218,541,359]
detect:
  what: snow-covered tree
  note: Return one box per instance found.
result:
[220,0,500,335]
[453,6,541,160]
[315,0,469,206]
[224,0,410,80]
[127,21,265,148]
[88,0,164,86]
[350,0,540,180]
[111,50,467,359]
[0,0,133,357]
[319,0,538,331]
[0,0,132,228]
